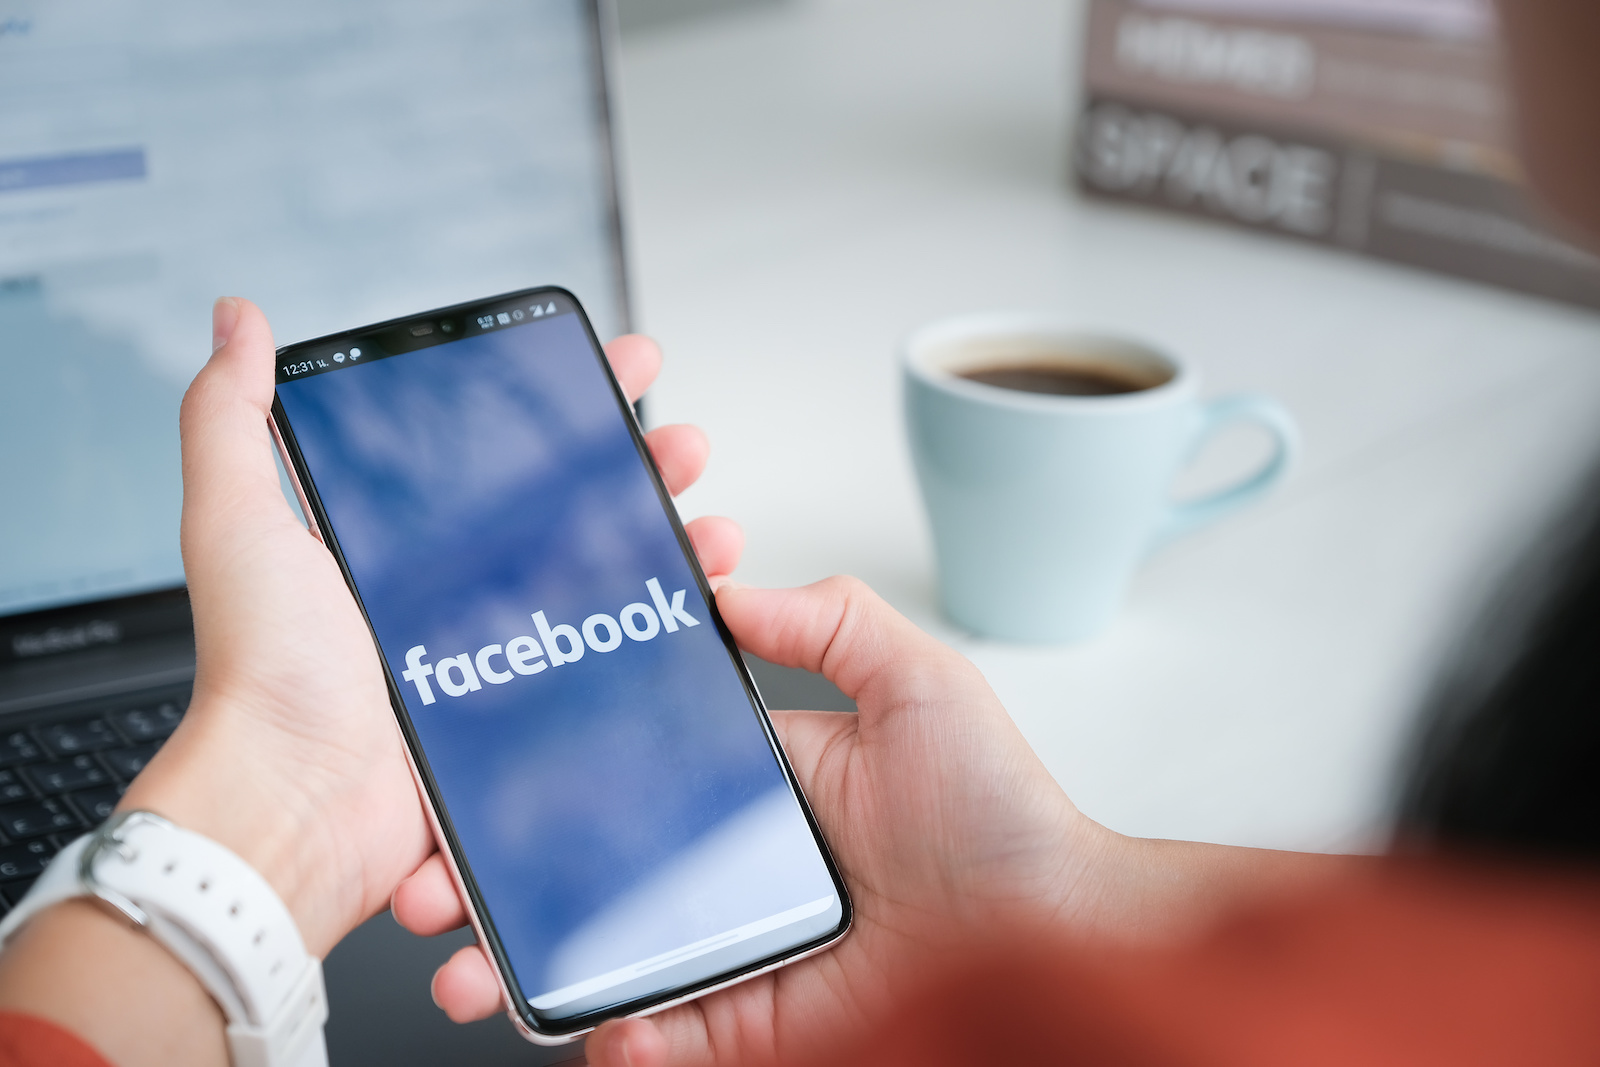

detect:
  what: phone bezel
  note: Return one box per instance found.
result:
[268,285,852,1043]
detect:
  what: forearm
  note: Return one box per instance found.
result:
[0,900,226,1067]
[1136,836,1360,923]
[0,704,357,1067]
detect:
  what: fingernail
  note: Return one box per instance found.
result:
[709,576,742,595]
[212,297,242,352]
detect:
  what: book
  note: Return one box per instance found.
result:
[1073,0,1600,308]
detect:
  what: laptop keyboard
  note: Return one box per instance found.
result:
[0,688,187,912]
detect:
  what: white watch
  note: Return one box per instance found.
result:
[0,810,328,1067]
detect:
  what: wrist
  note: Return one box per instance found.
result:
[118,697,359,957]
[1045,807,1136,932]
[1055,829,1349,943]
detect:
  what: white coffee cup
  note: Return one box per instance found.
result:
[903,313,1300,643]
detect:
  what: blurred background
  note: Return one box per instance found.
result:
[6,0,1600,1062]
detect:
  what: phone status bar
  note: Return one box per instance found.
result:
[474,298,563,332]
[274,291,573,385]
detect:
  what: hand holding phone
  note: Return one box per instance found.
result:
[510,576,1098,1067]
[120,296,744,1004]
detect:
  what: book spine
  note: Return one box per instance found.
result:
[1072,95,1600,310]
[1083,0,1516,176]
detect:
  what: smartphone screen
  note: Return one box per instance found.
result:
[270,288,848,1038]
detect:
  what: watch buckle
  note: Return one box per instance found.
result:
[79,809,174,928]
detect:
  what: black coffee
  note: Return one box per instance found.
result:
[959,363,1154,397]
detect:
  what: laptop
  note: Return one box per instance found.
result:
[0,2,628,1061]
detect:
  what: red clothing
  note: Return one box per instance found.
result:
[4,861,1599,1066]
[842,861,1600,1067]
[0,1013,110,1067]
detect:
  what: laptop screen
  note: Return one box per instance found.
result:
[0,0,628,618]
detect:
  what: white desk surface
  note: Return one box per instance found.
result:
[614,0,1600,853]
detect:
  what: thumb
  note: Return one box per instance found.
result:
[716,576,986,717]
[179,297,298,550]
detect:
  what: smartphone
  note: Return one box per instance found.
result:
[269,287,850,1042]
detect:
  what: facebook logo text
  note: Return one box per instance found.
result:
[399,578,699,705]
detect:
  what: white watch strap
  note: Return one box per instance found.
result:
[0,811,328,1067]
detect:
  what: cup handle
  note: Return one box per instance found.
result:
[1156,393,1301,545]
